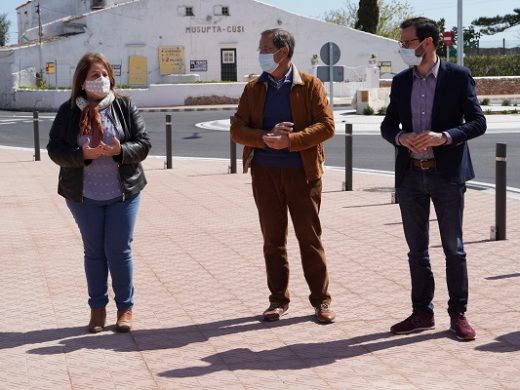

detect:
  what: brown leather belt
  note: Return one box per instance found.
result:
[410,158,436,170]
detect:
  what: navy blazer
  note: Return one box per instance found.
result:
[381,60,486,187]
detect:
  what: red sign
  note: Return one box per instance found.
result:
[443,31,453,46]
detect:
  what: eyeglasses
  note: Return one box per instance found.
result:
[258,47,283,55]
[398,38,420,48]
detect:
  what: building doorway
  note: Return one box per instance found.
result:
[220,48,237,81]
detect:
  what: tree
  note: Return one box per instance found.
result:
[322,0,414,40]
[0,13,11,47]
[377,0,413,39]
[322,2,357,27]
[437,19,483,61]
[472,8,520,35]
[355,0,379,34]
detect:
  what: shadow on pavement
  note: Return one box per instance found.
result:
[12,315,310,355]
[476,331,520,353]
[158,331,450,377]
[485,273,520,281]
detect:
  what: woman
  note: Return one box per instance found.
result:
[47,52,151,333]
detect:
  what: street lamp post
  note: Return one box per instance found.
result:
[37,3,43,86]
[457,0,463,66]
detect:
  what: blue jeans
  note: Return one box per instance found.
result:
[66,193,140,311]
[396,168,468,315]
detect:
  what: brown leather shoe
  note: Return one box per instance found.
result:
[315,303,336,324]
[262,302,289,321]
[115,309,133,333]
[88,308,106,333]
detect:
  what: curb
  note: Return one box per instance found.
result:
[138,103,353,113]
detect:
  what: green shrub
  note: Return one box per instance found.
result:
[377,106,387,115]
[502,99,511,106]
[480,98,490,105]
[464,55,520,77]
[363,106,374,115]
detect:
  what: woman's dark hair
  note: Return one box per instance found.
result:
[400,17,440,48]
[70,52,116,107]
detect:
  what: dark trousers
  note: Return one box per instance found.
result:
[396,168,468,315]
[251,165,331,307]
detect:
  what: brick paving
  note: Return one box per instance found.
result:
[0,147,519,389]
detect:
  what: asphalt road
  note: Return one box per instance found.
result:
[1,109,519,189]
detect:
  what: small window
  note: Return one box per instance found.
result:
[222,50,235,64]
[222,6,229,16]
[185,6,194,16]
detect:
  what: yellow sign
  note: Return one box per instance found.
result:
[159,46,185,75]
[128,56,147,87]
[46,62,55,75]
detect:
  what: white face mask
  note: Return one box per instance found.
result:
[398,40,425,67]
[258,49,281,74]
[84,76,111,97]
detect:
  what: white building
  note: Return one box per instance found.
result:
[0,0,405,110]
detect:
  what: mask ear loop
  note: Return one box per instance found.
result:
[414,38,429,57]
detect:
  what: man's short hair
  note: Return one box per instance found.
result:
[400,17,440,48]
[260,29,295,59]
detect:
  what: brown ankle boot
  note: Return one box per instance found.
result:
[88,308,106,333]
[115,309,133,333]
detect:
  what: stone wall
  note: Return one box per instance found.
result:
[474,77,520,96]
[380,76,520,96]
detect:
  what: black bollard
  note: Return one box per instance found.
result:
[229,115,237,174]
[343,123,352,191]
[165,114,172,169]
[33,111,41,161]
[495,143,507,240]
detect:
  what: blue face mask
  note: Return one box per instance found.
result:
[398,39,425,67]
[258,48,281,73]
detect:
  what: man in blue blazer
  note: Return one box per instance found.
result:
[381,17,486,341]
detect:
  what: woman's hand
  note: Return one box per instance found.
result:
[100,135,122,157]
[82,138,104,159]
[82,136,122,159]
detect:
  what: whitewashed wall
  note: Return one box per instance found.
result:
[8,83,245,111]
[7,81,367,112]
[2,0,408,110]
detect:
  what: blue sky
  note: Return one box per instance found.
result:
[1,0,519,47]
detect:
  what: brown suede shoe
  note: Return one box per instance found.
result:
[88,308,106,333]
[115,309,133,333]
[262,302,289,321]
[315,303,336,324]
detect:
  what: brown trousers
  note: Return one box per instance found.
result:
[251,165,331,307]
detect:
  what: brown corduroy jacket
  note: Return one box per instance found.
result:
[230,65,335,181]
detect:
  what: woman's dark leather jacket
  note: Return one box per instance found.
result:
[47,95,151,202]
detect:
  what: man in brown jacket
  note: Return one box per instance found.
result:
[231,28,336,323]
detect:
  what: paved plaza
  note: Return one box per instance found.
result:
[0,147,519,389]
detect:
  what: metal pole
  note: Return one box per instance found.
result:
[457,0,464,66]
[33,111,41,161]
[165,114,172,169]
[328,42,334,108]
[343,123,352,191]
[229,115,237,174]
[495,143,507,240]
